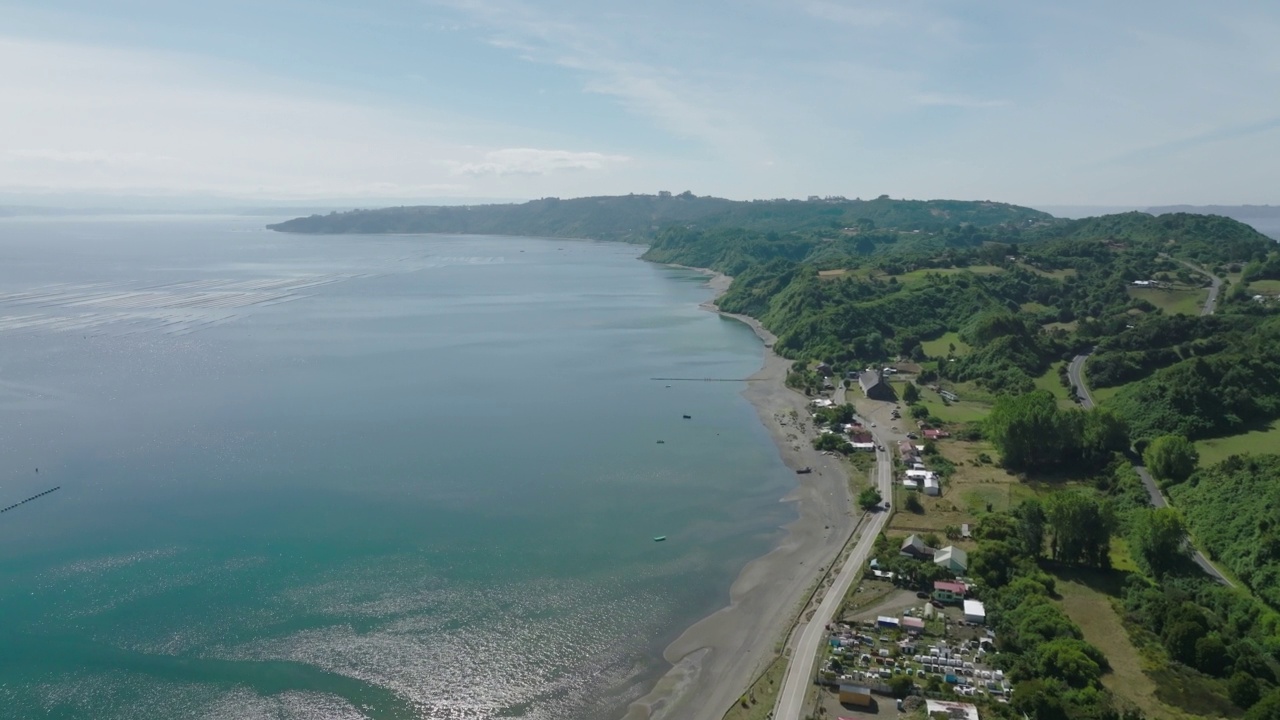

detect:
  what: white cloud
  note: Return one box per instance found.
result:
[435,0,770,157]
[451,148,629,176]
[0,37,625,200]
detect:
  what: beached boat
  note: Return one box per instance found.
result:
[653,536,666,542]
[796,466,812,474]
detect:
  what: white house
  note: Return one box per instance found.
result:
[923,476,941,496]
[903,478,920,490]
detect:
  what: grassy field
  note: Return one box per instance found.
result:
[920,331,971,359]
[1196,422,1280,466]
[918,392,990,423]
[1247,278,1280,294]
[889,440,1014,535]
[1020,301,1051,314]
[893,265,1003,286]
[720,653,788,720]
[1032,366,1075,408]
[1052,569,1220,720]
[1128,285,1209,315]
[1089,384,1123,406]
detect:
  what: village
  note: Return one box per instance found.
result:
[800,363,1000,720]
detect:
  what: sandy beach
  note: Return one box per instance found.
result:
[623,268,858,720]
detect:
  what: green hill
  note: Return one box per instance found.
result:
[266,193,1054,242]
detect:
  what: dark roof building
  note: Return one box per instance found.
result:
[858,368,896,401]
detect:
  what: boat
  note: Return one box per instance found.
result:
[656,440,665,444]
[682,414,692,419]
[653,536,667,542]
[796,466,812,474]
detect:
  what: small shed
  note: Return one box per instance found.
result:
[901,616,926,632]
[838,684,873,708]
[877,615,900,629]
[923,476,941,496]
[964,600,987,624]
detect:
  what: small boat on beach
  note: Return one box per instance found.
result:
[653,536,666,542]
[796,466,812,474]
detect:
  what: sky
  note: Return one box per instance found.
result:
[2,0,1279,207]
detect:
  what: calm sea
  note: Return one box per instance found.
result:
[0,217,794,720]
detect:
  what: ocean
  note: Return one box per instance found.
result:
[0,217,794,719]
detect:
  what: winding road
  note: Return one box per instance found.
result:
[772,405,894,720]
[1067,260,1234,587]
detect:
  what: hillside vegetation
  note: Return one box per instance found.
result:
[266,193,1052,242]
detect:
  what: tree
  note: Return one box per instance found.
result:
[1033,638,1104,688]
[1015,499,1046,558]
[1129,507,1188,577]
[970,540,1021,588]
[1144,435,1199,484]
[1244,688,1280,720]
[1164,621,1207,666]
[1229,672,1262,710]
[985,390,1079,469]
[905,493,924,513]
[903,382,920,403]
[1079,407,1130,467]
[1195,634,1230,676]
[858,487,883,510]
[887,674,914,699]
[1045,491,1116,567]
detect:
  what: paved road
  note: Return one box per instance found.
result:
[1067,352,1095,409]
[773,419,894,720]
[1066,346,1234,587]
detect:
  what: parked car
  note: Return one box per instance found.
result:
[916,591,929,599]
[931,600,945,609]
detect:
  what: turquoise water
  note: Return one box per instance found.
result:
[0,217,793,719]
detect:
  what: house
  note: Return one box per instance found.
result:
[851,442,876,452]
[960,523,971,539]
[1130,279,1155,287]
[816,362,833,377]
[925,699,980,720]
[901,616,926,632]
[905,469,934,481]
[934,546,969,574]
[933,580,967,604]
[963,600,987,625]
[839,684,873,708]
[902,478,919,490]
[923,428,951,440]
[858,368,897,401]
[923,476,941,496]
[849,431,874,443]
[900,534,934,559]
[877,615,900,629]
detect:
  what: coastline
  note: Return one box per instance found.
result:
[623,266,857,720]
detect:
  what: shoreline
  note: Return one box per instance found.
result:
[622,266,857,720]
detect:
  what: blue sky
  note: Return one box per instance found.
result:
[2,0,1278,205]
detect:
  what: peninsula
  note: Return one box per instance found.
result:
[270,195,1280,720]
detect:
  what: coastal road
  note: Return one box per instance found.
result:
[1066,346,1233,587]
[773,420,894,720]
